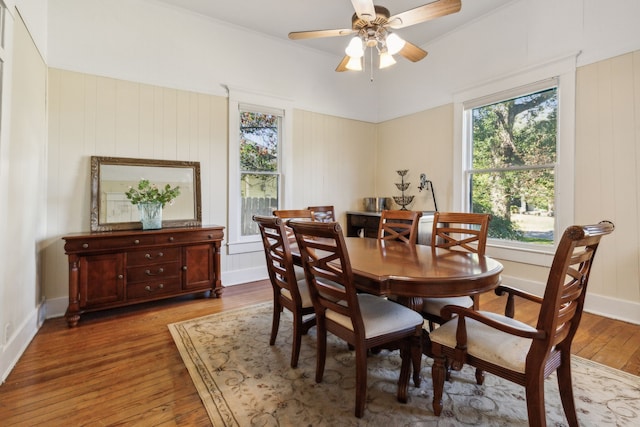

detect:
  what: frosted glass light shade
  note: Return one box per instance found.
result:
[345,36,364,58]
[379,52,396,69]
[346,56,363,71]
[386,33,406,55]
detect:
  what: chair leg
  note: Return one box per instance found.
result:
[431,347,446,416]
[475,368,484,385]
[397,340,411,403]
[411,334,422,387]
[525,374,547,427]
[557,353,579,427]
[354,344,368,418]
[315,319,327,383]
[270,301,282,346]
[290,313,302,368]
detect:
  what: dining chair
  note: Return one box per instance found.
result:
[288,219,424,418]
[377,209,422,244]
[307,205,335,222]
[429,221,614,426]
[254,215,316,368]
[421,212,491,330]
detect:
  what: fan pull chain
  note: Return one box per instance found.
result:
[370,47,374,82]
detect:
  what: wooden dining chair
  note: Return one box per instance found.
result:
[307,205,335,222]
[288,219,424,418]
[377,210,422,244]
[421,212,491,330]
[429,221,614,426]
[254,215,316,368]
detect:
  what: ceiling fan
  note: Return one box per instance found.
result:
[288,0,462,72]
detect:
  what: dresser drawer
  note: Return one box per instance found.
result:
[126,277,182,300]
[65,235,157,253]
[127,247,181,267]
[126,261,181,283]
[155,230,221,245]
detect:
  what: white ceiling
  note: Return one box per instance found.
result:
[152,0,513,58]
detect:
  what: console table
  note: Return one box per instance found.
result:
[63,225,224,327]
[346,211,436,244]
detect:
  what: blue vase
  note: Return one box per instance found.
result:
[138,202,163,230]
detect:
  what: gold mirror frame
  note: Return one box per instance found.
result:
[90,156,202,232]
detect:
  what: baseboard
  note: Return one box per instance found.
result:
[221,266,267,287]
[500,274,640,326]
[1,302,44,383]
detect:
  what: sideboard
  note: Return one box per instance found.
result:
[63,225,224,327]
[346,211,436,244]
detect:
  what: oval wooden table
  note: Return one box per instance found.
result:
[342,237,504,311]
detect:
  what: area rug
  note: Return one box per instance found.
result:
[168,302,640,426]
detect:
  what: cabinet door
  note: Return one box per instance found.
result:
[79,253,125,308]
[182,244,214,290]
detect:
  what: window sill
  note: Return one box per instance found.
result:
[486,241,554,267]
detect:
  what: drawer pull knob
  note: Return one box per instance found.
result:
[118,274,124,279]
[145,268,164,276]
[145,284,164,292]
[145,252,164,259]
[182,266,187,271]
[208,234,213,239]
[82,243,89,249]
[168,237,174,242]
[134,239,140,245]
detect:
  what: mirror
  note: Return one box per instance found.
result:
[91,156,201,231]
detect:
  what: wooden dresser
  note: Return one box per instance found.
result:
[63,226,224,327]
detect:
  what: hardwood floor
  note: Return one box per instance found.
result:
[1,280,639,426]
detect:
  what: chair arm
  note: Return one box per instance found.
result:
[441,305,546,340]
[495,285,543,318]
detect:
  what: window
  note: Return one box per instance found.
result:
[453,55,577,265]
[239,109,281,237]
[227,87,292,254]
[466,85,557,246]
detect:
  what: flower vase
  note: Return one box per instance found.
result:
[138,202,163,230]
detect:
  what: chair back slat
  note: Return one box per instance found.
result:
[307,205,335,222]
[289,220,364,336]
[254,215,301,303]
[535,221,614,353]
[378,210,422,244]
[431,212,491,255]
[273,209,315,242]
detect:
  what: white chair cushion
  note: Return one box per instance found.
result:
[422,296,473,316]
[326,294,423,339]
[281,279,314,308]
[429,311,536,373]
[294,265,306,281]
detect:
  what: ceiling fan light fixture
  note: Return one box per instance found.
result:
[385,33,406,55]
[378,51,396,69]
[346,55,363,71]
[345,36,364,58]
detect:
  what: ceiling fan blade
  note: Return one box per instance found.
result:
[336,56,350,72]
[288,28,354,40]
[398,42,428,62]
[351,0,377,21]
[388,0,461,29]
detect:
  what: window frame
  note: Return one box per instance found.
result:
[227,87,293,255]
[453,55,577,266]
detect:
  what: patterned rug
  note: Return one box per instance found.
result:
[168,302,640,426]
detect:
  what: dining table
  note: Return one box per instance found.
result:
[339,237,503,310]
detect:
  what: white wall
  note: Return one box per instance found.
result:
[47,0,379,123]
[0,4,48,382]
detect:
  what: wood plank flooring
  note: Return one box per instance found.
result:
[1,280,638,426]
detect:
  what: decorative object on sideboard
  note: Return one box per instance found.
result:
[392,169,414,210]
[125,179,181,230]
[363,197,392,212]
[418,173,438,211]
